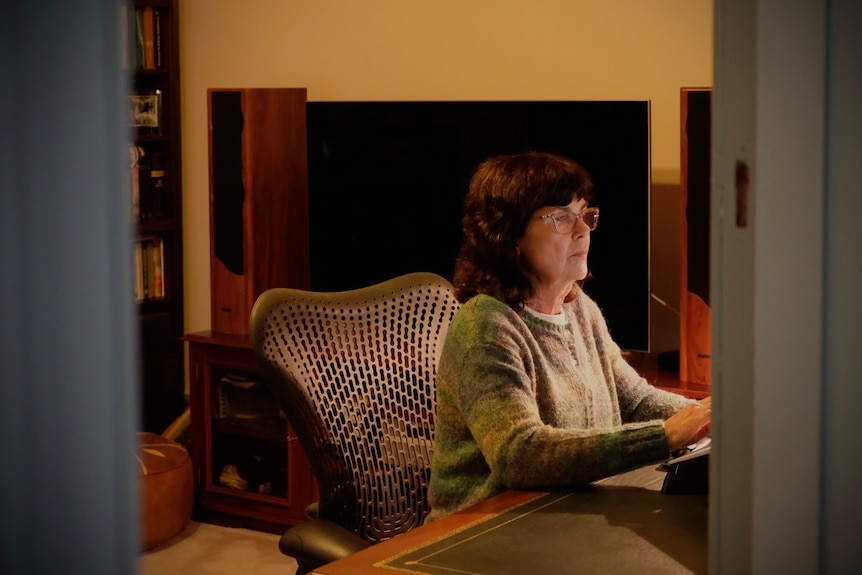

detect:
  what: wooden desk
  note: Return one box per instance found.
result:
[312,467,708,575]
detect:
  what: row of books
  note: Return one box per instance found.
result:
[129,145,167,221]
[124,5,165,70]
[135,236,166,302]
[215,373,285,423]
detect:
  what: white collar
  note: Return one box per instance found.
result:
[521,302,568,325]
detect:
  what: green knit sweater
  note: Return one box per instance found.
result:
[425,291,692,522]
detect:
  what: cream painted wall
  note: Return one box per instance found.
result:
[179,0,713,354]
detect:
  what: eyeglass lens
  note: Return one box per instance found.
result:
[558,209,598,232]
[580,209,598,230]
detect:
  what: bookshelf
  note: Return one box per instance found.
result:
[128,0,185,433]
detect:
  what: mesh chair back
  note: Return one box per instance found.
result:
[250,272,460,543]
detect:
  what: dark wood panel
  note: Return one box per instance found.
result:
[207,88,310,336]
[679,88,712,385]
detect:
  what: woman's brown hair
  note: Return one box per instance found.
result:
[453,151,594,305]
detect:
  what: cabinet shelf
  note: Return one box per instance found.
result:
[133,68,170,78]
[137,218,175,234]
[212,417,287,443]
[138,296,175,311]
[133,133,171,143]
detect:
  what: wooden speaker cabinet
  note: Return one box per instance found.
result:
[208,88,310,336]
[679,88,712,384]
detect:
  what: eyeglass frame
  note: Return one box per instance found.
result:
[535,207,600,233]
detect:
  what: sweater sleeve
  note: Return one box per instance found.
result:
[457,345,670,490]
[578,293,694,423]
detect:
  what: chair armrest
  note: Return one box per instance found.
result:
[278,518,372,571]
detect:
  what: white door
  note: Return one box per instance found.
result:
[712,0,861,573]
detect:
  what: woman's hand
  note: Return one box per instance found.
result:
[664,397,712,452]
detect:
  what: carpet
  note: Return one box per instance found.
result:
[138,521,297,574]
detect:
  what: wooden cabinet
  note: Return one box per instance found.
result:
[183,87,312,532]
[679,87,712,385]
[130,0,185,433]
[185,331,317,533]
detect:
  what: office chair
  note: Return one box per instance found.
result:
[249,272,460,574]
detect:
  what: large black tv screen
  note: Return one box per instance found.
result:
[306,101,651,352]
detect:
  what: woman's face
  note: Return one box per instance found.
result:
[518,197,593,295]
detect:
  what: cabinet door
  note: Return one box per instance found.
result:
[188,339,315,532]
[208,364,289,498]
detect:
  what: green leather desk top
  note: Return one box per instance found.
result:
[380,467,707,575]
[315,466,708,575]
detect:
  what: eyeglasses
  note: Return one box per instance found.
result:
[535,207,600,233]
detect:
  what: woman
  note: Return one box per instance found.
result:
[426,151,711,521]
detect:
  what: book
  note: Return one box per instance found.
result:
[141,239,150,300]
[133,8,145,69]
[137,151,153,220]
[142,6,156,69]
[154,9,163,68]
[151,238,164,298]
[129,145,145,221]
[134,241,144,302]
[149,151,166,218]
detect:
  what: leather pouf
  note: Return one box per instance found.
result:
[138,432,193,551]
